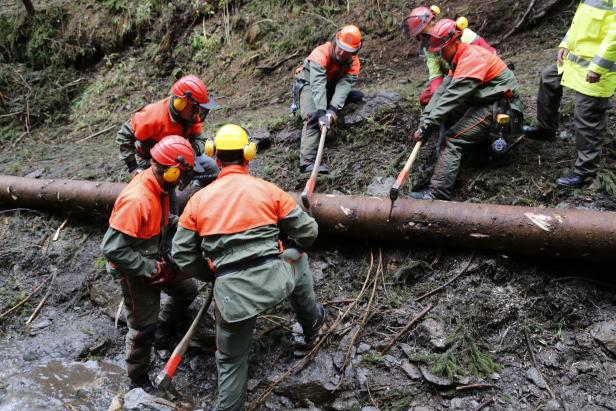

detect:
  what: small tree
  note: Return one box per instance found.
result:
[21,0,35,16]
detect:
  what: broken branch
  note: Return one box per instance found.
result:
[0,274,52,321]
[76,125,116,144]
[524,326,556,400]
[380,303,433,355]
[416,251,475,301]
[52,218,69,241]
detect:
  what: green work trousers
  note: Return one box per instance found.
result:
[214,249,319,411]
[537,63,612,176]
[430,104,493,198]
[118,275,198,380]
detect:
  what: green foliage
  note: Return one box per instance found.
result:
[362,350,384,363]
[594,168,616,199]
[93,256,107,271]
[392,259,433,283]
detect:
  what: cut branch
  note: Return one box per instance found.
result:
[380,303,433,355]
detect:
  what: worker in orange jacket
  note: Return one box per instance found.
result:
[116,75,220,187]
[293,25,364,174]
[101,135,199,392]
[411,19,523,200]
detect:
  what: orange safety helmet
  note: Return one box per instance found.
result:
[170,75,218,112]
[426,18,462,53]
[403,5,440,38]
[151,135,195,168]
[335,25,362,53]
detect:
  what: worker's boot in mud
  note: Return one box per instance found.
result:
[129,374,156,394]
[409,188,449,201]
[522,125,556,141]
[303,304,326,347]
[556,172,585,188]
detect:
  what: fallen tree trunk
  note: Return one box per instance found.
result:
[1,175,615,262]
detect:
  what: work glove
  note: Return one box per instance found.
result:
[144,259,173,286]
[413,124,430,143]
[318,109,337,130]
[307,109,326,124]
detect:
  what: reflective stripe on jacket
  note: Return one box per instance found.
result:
[560,0,616,97]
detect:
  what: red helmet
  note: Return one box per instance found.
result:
[335,25,362,53]
[426,18,462,53]
[150,135,195,168]
[170,75,218,110]
[403,6,438,38]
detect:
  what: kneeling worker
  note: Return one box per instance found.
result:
[172,124,325,410]
[101,135,199,391]
[411,19,523,200]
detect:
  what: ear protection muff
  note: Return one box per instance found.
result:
[205,127,257,161]
[173,90,195,112]
[163,165,181,183]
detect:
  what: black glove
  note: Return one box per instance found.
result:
[307,109,326,124]
[162,252,180,273]
[318,109,337,130]
[413,124,430,143]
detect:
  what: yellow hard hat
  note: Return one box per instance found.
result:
[205,124,256,160]
[456,16,469,31]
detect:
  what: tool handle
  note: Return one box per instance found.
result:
[391,141,423,192]
[155,286,214,385]
[302,127,328,210]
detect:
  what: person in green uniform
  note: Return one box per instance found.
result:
[411,19,523,200]
[101,135,198,392]
[172,124,325,411]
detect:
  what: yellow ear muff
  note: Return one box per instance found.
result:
[243,142,257,161]
[205,139,215,157]
[456,16,469,31]
[163,166,181,183]
[430,5,441,15]
[173,96,188,111]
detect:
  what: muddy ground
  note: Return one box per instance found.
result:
[1,1,616,410]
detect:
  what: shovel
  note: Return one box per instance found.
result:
[388,140,423,221]
[301,127,328,210]
[154,284,214,390]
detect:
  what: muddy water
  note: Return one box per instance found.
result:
[0,359,123,411]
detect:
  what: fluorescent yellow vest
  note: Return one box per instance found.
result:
[559,0,616,97]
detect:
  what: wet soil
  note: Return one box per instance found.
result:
[1,1,616,410]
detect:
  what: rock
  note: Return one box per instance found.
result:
[276,127,301,145]
[356,367,369,386]
[25,169,43,179]
[251,127,271,150]
[420,365,453,387]
[357,343,371,354]
[400,360,422,380]
[450,398,467,410]
[590,320,616,355]
[366,176,395,197]
[418,318,447,350]
[332,397,360,410]
[546,399,563,411]
[276,353,337,403]
[526,367,547,389]
[89,278,124,324]
[538,349,561,368]
[123,388,177,411]
[310,260,329,283]
[344,91,403,126]
[361,407,379,411]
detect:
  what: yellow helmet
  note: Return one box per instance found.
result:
[205,124,256,160]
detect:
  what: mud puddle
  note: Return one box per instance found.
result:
[0,358,124,411]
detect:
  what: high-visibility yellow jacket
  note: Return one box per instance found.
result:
[559,0,616,97]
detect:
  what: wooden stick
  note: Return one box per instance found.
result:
[114,300,124,328]
[0,275,51,320]
[456,383,496,391]
[52,218,68,241]
[75,125,116,144]
[301,127,328,210]
[25,293,49,325]
[473,397,495,411]
[335,249,382,389]
[380,303,433,355]
[256,50,300,71]
[524,327,556,400]
[416,251,475,301]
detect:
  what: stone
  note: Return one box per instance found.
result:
[420,365,453,387]
[400,360,422,380]
[123,388,177,411]
[344,91,403,126]
[276,353,337,403]
[107,395,123,411]
[590,320,616,355]
[546,399,563,411]
[418,318,447,350]
[310,260,329,283]
[357,343,371,354]
[356,367,369,386]
[276,127,301,145]
[251,127,271,150]
[366,176,396,197]
[526,367,547,389]
[361,407,379,411]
